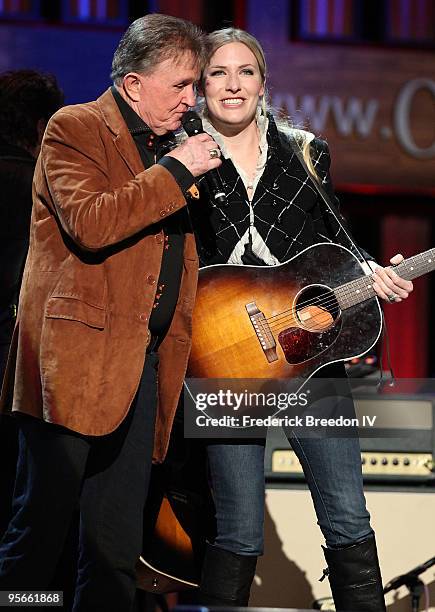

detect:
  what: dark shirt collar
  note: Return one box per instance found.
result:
[111,85,160,152]
[111,85,152,133]
[111,85,176,153]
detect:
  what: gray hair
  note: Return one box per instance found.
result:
[111,13,207,84]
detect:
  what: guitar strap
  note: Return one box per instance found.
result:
[287,134,372,268]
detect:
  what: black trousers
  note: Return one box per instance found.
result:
[0,352,158,612]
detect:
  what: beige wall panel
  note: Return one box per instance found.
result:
[251,488,435,611]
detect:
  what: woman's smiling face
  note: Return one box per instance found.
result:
[203,42,264,132]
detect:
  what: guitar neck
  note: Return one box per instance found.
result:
[335,248,435,310]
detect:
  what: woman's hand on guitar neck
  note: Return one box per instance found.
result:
[370,254,414,303]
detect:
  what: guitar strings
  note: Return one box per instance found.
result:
[266,282,380,332]
[263,288,354,324]
[267,311,335,334]
[262,255,429,334]
[257,301,339,335]
[263,276,376,323]
[263,284,369,328]
[263,255,431,327]
[223,256,434,354]
[257,270,412,332]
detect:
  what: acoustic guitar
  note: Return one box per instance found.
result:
[188,242,435,380]
[137,242,434,592]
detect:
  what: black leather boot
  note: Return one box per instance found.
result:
[322,535,386,611]
[198,543,257,606]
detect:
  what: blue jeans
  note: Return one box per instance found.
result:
[206,433,372,556]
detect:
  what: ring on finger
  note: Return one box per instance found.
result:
[209,148,220,160]
[387,293,397,303]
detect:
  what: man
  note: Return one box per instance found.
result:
[0,14,221,611]
[0,69,64,541]
[0,70,64,382]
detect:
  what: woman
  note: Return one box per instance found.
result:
[190,28,413,611]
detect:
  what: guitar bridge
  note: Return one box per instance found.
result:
[246,302,278,363]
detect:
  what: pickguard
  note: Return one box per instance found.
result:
[278,320,342,364]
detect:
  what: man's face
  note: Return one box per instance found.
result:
[127,53,199,135]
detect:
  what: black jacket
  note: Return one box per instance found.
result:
[190,116,361,267]
[0,142,34,382]
[0,142,34,311]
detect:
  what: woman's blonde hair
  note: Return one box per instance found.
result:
[204,27,319,180]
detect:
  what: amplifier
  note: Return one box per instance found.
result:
[265,394,435,483]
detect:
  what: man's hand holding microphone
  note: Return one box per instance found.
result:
[166,131,221,176]
[165,111,226,205]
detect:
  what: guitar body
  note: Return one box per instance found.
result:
[137,475,208,593]
[188,243,383,379]
[137,421,215,594]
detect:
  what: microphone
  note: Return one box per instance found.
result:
[182,110,226,206]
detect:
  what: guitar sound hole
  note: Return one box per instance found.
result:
[295,284,340,332]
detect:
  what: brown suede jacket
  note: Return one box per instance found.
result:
[0,89,198,463]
